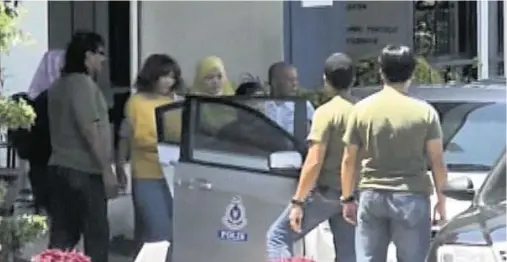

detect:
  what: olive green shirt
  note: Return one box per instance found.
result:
[307,94,357,190]
[343,87,442,195]
[48,73,112,174]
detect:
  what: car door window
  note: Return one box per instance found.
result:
[184,97,305,173]
[156,101,184,145]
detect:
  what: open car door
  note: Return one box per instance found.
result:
[156,96,309,262]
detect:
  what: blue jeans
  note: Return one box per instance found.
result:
[132,178,173,243]
[356,190,431,262]
[266,188,355,262]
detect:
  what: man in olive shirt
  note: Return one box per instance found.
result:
[47,31,118,262]
[266,53,356,262]
[340,45,448,262]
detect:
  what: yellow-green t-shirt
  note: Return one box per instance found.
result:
[306,94,358,190]
[343,87,442,194]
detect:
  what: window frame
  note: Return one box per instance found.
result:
[155,95,309,177]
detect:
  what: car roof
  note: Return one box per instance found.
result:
[351,83,506,103]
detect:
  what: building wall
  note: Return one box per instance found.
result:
[48,1,113,107]
[138,1,284,86]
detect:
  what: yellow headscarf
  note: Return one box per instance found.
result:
[191,56,235,95]
[190,56,237,134]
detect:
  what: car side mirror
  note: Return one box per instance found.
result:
[268,151,302,170]
[442,176,475,201]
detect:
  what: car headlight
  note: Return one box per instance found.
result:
[437,245,497,262]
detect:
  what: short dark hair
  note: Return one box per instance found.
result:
[378,45,416,84]
[268,61,291,85]
[135,54,182,93]
[62,30,105,74]
[235,81,263,96]
[324,53,355,90]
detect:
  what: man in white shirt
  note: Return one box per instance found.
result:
[265,62,315,133]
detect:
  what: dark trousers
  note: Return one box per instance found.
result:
[28,163,50,213]
[47,165,109,262]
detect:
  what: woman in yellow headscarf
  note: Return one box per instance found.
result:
[190,56,237,133]
[191,56,235,96]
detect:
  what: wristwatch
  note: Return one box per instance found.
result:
[290,199,305,207]
[340,195,355,204]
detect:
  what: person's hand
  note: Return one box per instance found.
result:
[289,205,304,233]
[342,202,357,225]
[115,165,128,192]
[102,166,119,199]
[433,198,447,223]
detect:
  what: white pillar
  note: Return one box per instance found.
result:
[504,0,507,77]
[477,0,489,80]
[488,0,498,77]
[130,0,139,90]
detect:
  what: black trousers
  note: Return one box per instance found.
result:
[47,165,109,262]
[28,163,50,213]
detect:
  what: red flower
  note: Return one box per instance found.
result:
[31,249,91,262]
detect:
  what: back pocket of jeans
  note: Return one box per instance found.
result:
[388,193,430,228]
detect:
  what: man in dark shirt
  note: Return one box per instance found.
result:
[28,90,51,214]
[340,45,448,262]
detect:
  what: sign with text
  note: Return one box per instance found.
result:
[345,1,413,59]
[301,0,333,8]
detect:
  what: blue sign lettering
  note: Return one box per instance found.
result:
[217,230,248,242]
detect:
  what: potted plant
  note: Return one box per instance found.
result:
[0,208,47,262]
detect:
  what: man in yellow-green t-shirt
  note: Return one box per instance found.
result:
[266,53,357,262]
[340,45,448,262]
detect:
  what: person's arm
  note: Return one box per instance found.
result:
[71,76,110,171]
[425,108,447,201]
[292,109,330,201]
[341,111,361,198]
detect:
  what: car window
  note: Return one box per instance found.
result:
[478,155,506,206]
[431,102,506,171]
[190,99,301,172]
[156,102,183,145]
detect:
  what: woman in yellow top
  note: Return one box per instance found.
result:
[116,54,182,244]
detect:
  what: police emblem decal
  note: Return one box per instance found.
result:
[222,196,247,230]
[218,196,248,242]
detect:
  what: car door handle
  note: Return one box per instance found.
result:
[176,178,212,191]
[160,161,176,168]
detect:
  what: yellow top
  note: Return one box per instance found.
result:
[126,93,178,179]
